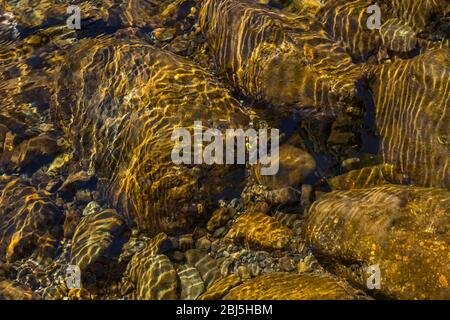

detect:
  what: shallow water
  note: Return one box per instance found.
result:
[0,0,449,300]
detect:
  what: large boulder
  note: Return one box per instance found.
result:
[305,185,450,299]
[199,0,365,115]
[51,36,251,235]
[223,272,365,300]
[370,48,450,189]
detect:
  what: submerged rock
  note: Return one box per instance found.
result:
[198,274,242,300]
[70,209,126,274]
[261,187,301,206]
[199,0,365,115]
[252,144,316,189]
[0,176,63,262]
[206,207,236,232]
[305,185,450,299]
[370,48,450,189]
[381,0,449,37]
[0,0,106,28]
[226,212,294,250]
[185,249,220,289]
[223,272,365,300]
[327,163,406,190]
[315,0,382,62]
[122,234,177,300]
[0,279,38,300]
[380,18,418,53]
[177,265,205,300]
[51,36,251,235]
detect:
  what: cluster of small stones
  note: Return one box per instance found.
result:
[0,180,326,300]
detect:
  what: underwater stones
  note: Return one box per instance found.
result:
[198,274,242,300]
[380,19,418,53]
[177,265,205,300]
[128,254,178,300]
[63,209,81,239]
[1,0,106,28]
[273,211,300,229]
[305,185,450,299]
[0,176,63,262]
[327,163,405,190]
[199,0,365,114]
[206,207,236,232]
[107,0,196,30]
[261,187,300,207]
[223,272,362,300]
[0,83,54,166]
[58,171,95,195]
[0,280,37,300]
[0,134,59,173]
[178,234,194,250]
[316,0,382,62]
[153,27,177,42]
[51,37,251,235]
[370,48,450,189]
[380,0,449,36]
[123,234,177,299]
[226,212,294,250]
[67,288,94,300]
[195,237,211,251]
[252,144,316,189]
[185,249,220,289]
[70,209,126,273]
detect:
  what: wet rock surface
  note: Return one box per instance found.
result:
[0,176,63,262]
[370,49,450,189]
[51,35,251,235]
[305,185,450,299]
[0,0,448,300]
[222,272,368,300]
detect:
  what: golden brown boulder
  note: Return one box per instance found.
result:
[197,274,242,300]
[199,0,365,114]
[327,163,406,191]
[380,0,449,35]
[226,212,294,250]
[0,0,106,28]
[305,185,450,299]
[51,36,251,235]
[0,176,63,262]
[223,272,364,300]
[380,18,418,53]
[315,0,382,62]
[370,48,450,189]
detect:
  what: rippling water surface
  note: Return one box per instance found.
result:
[0,0,449,300]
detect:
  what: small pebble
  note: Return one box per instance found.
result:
[179,234,194,250]
[153,28,176,42]
[195,237,211,251]
[279,256,295,272]
[237,266,251,279]
[213,226,226,238]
